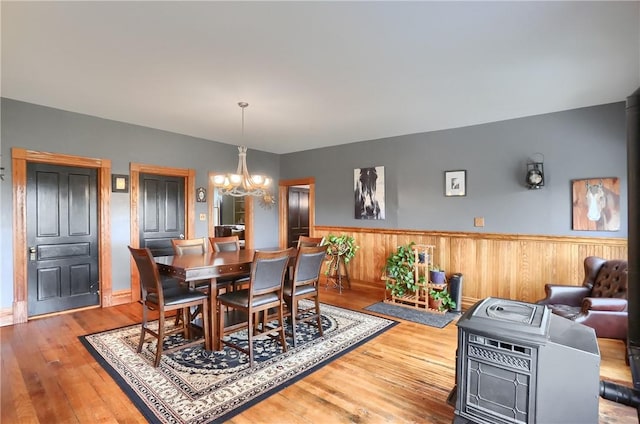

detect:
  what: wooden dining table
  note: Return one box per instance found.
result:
[154,248,295,350]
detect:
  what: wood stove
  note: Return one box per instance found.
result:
[453,297,600,424]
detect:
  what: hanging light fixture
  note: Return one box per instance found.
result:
[212,102,271,197]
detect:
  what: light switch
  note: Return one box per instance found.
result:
[474,217,485,227]
[199,213,206,221]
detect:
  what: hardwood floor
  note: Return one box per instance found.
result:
[1,280,637,423]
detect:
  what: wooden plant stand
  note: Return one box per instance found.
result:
[383,244,447,315]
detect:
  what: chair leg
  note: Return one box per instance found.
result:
[137,304,149,353]
[277,304,288,353]
[182,307,191,340]
[247,309,254,366]
[154,313,165,367]
[174,307,182,326]
[289,297,298,347]
[217,300,225,352]
[315,296,323,337]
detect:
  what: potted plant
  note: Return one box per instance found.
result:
[323,234,359,276]
[429,264,447,286]
[428,287,456,312]
[383,242,424,297]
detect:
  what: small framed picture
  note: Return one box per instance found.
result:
[445,170,466,197]
[196,187,207,202]
[111,174,129,193]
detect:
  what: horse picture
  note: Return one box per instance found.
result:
[572,177,620,231]
[354,166,385,220]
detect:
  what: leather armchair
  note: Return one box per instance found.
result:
[537,256,628,340]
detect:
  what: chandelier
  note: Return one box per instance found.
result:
[212,102,271,197]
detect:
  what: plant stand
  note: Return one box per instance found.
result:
[383,244,446,314]
[325,251,351,293]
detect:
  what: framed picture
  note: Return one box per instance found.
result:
[196,187,207,202]
[354,166,385,219]
[111,174,129,193]
[571,177,620,231]
[444,170,466,197]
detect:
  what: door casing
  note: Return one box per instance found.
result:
[278,177,315,249]
[130,163,195,302]
[12,148,112,324]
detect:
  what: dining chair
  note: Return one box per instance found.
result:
[128,246,210,367]
[284,245,327,346]
[209,236,251,290]
[216,248,294,366]
[296,235,325,248]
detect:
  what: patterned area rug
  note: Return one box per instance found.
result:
[80,301,397,423]
[365,301,459,328]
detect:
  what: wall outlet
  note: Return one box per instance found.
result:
[474,217,485,227]
[199,213,206,221]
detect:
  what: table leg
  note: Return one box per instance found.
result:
[209,279,220,351]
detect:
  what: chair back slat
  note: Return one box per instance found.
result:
[251,249,293,294]
[209,236,241,252]
[172,238,208,255]
[128,246,162,299]
[294,245,327,286]
[296,236,325,248]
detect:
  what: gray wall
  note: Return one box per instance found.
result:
[1,98,280,308]
[281,102,628,237]
[0,99,628,310]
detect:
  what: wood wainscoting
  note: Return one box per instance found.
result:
[313,226,628,310]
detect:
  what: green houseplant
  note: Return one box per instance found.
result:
[383,242,425,297]
[428,287,456,312]
[323,234,359,276]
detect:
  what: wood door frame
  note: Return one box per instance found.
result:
[129,163,195,302]
[207,171,254,250]
[12,148,112,324]
[278,177,315,249]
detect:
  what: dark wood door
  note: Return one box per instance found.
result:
[27,163,99,316]
[287,187,310,248]
[139,173,185,256]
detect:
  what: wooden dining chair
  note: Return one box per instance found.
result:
[216,248,294,366]
[209,236,251,289]
[296,236,325,248]
[171,237,237,321]
[284,245,327,346]
[128,246,210,367]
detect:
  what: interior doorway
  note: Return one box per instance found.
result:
[11,148,112,324]
[287,186,310,248]
[278,177,315,249]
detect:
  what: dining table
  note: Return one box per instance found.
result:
[154,248,296,350]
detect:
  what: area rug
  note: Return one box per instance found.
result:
[365,301,459,328]
[80,301,397,423]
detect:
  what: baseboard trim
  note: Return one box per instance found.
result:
[0,307,14,327]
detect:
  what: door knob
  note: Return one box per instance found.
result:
[29,246,36,261]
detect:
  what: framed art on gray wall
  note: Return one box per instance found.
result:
[571,177,620,231]
[445,170,466,197]
[354,166,385,219]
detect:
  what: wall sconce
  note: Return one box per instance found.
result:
[526,153,545,189]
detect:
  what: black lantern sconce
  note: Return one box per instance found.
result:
[526,153,545,189]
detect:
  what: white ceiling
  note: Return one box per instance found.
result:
[2,1,639,154]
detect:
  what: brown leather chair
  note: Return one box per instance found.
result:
[537,256,628,341]
[209,236,250,290]
[128,246,210,367]
[171,237,231,323]
[216,248,293,366]
[284,245,327,346]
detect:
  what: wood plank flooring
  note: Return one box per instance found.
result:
[1,280,637,423]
